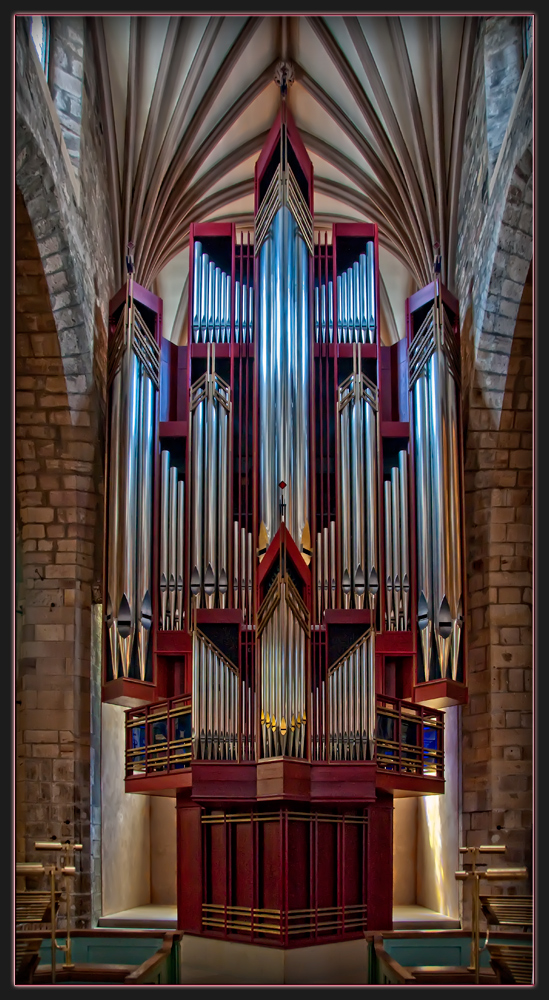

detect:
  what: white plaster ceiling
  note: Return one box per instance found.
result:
[92,15,476,345]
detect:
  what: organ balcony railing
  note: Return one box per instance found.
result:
[125,692,444,783]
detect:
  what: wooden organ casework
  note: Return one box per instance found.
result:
[102,103,468,948]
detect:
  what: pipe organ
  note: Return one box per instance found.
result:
[103,103,467,949]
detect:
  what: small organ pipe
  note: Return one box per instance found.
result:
[391,467,401,630]
[323,526,329,612]
[176,479,184,630]
[384,480,394,630]
[399,450,410,631]
[200,252,209,342]
[207,261,215,342]
[233,520,239,608]
[330,520,336,609]
[168,465,178,629]
[160,449,170,628]
[359,253,367,343]
[247,531,253,624]
[192,241,202,341]
[367,240,376,342]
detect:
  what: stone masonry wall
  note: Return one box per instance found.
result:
[48,17,84,174]
[455,17,533,924]
[15,14,115,928]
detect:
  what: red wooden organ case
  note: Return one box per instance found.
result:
[102,107,467,948]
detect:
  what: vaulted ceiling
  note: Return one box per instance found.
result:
[89,15,478,346]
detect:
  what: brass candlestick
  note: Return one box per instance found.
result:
[455,844,527,983]
[33,838,83,981]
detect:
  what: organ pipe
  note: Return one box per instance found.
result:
[337,345,378,611]
[188,345,231,612]
[105,257,159,680]
[410,264,463,680]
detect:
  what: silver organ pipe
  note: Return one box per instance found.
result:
[189,346,231,611]
[399,450,410,631]
[192,240,202,342]
[259,572,309,759]
[190,241,233,345]
[200,251,209,343]
[337,347,378,611]
[382,458,410,632]
[410,274,463,681]
[391,467,401,630]
[366,240,376,342]
[384,480,394,630]
[106,274,160,681]
[328,631,375,760]
[158,450,185,630]
[176,480,184,630]
[258,204,310,553]
[136,375,154,680]
[168,465,178,628]
[159,449,170,629]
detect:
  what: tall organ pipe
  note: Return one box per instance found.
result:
[168,466,178,628]
[391,467,401,629]
[116,328,141,676]
[106,374,122,675]
[339,399,351,608]
[136,374,154,678]
[258,206,309,551]
[367,241,376,342]
[447,369,463,680]
[218,402,228,608]
[428,341,452,678]
[190,391,204,607]
[384,480,394,630]
[176,480,184,630]
[413,369,433,678]
[192,241,202,341]
[399,451,410,631]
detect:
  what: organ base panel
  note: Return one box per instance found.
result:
[102,105,466,946]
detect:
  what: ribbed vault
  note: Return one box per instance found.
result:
[88,14,478,345]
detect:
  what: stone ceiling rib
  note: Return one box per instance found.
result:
[88,16,122,288]
[90,15,480,318]
[428,16,448,284]
[447,16,478,291]
[142,67,277,287]
[130,17,182,244]
[343,15,433,282]
[386,17,438,257]
[297,64,431,287]
[135,16,224,274]
[138,16,264,284]
[149,133,268,283]
[121,16,140,262]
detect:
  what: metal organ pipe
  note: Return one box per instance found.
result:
[136,374,154,678]
[105,273,159,681]
[189,345,231,612]
[258,205,310,552]
[399,451,410,631]
[338,347,378,611]
[410,274,463,681]
[328,631,374,760]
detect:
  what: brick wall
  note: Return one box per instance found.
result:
[455,16,533,924]
[15,14,115,928]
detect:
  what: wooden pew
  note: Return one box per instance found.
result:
[488,943,533,985]
[480,895,532,931]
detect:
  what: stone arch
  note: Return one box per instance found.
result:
[16,113,94,387]
[467,143,532,431]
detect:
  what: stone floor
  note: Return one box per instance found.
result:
[98,902,459,931]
